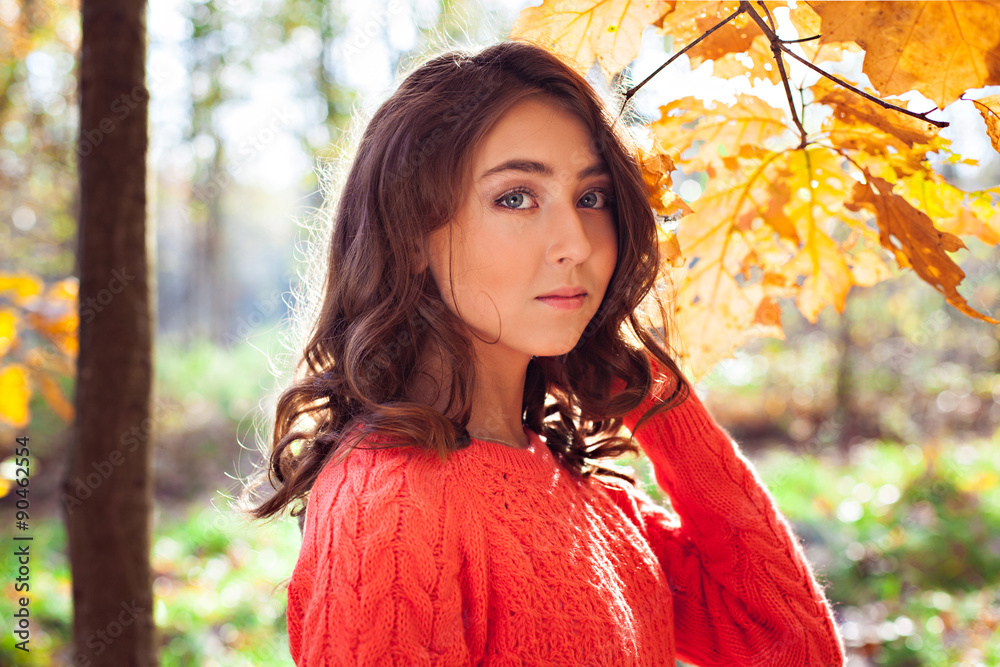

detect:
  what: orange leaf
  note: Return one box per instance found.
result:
[0,364,31,427]
[815,77,938,154]
[510,0,669,80]
[653,1,742,48]
[751,294,784,337]
[846,174,998,324]
[709,35,782,85]
[658,228,685,269]
[36,373,74,422]
[787,2,861,64]
[971,95,1000,155]
[808,1,1000,108]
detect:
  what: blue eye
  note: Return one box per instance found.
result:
[496,188,534,210]
[580,189,613,209]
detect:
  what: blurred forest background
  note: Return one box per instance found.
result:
[1,0,999,665]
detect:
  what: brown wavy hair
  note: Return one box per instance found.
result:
[249,39,689,521]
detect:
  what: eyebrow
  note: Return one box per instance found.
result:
[477,159,609,182]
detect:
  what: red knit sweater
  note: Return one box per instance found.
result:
[286,372,845,666]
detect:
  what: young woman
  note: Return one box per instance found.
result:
[250,40,845,666]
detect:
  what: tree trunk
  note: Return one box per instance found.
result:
[834,300,855,454]
[64,0,156,664]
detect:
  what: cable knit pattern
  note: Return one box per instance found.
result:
[287,366,845,666]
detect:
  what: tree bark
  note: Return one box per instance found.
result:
[64,0,156,664]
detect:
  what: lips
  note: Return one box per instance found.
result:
[536,287,588,310]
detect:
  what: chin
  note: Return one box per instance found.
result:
[533,339,583,358]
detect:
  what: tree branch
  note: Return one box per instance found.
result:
[746,2,808,148]
[618,0,949,135]
[617,5,746,122]
[778,45,948,128]
[784,34,821,44]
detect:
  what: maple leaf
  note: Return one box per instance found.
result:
[787,2,862,65]
[814,78,938,154]
[971,95,1000,155]
[667,152,774,378]
[808,1,1000,108]
[846,173,998,324]
[653,1,743,50]
[638,141,690,219]
[653,2,786,84]
[649,95,790,172]
[711,34,784,85]
[509,0,670,79]
[770,147,880,322]
[513,0,1000,379]
[894,171,1000,247]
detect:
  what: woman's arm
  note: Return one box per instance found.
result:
[287,446,479,667]
[621,359,845,667]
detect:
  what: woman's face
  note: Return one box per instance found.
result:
[426,95,618,365]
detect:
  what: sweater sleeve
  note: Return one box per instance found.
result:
[287,444,481,667]
[621,362,845,667]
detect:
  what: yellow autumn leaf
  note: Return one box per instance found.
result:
[808,1,1000,108]
[771,147,878,322]
[510,0,668,79]
[0,364,31,427]
[0,274,43,305]
[668,148,787,378]
[971,95,1000,155]
[24,283,79,358]
[787,2,862,64]
[847,173,998,324]
[849,249,894,287]
[0,310,17,358]
[650,95,790,172]
[894,171,1000,247]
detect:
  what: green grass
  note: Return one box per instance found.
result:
[754,435,1000,666]
[1,498,300,666]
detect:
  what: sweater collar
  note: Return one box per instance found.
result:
[459,427,558,479]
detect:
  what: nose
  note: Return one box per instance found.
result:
[545,202,593,266]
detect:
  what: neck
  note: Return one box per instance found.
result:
[468,343,530,447]
[410,341,531,448]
